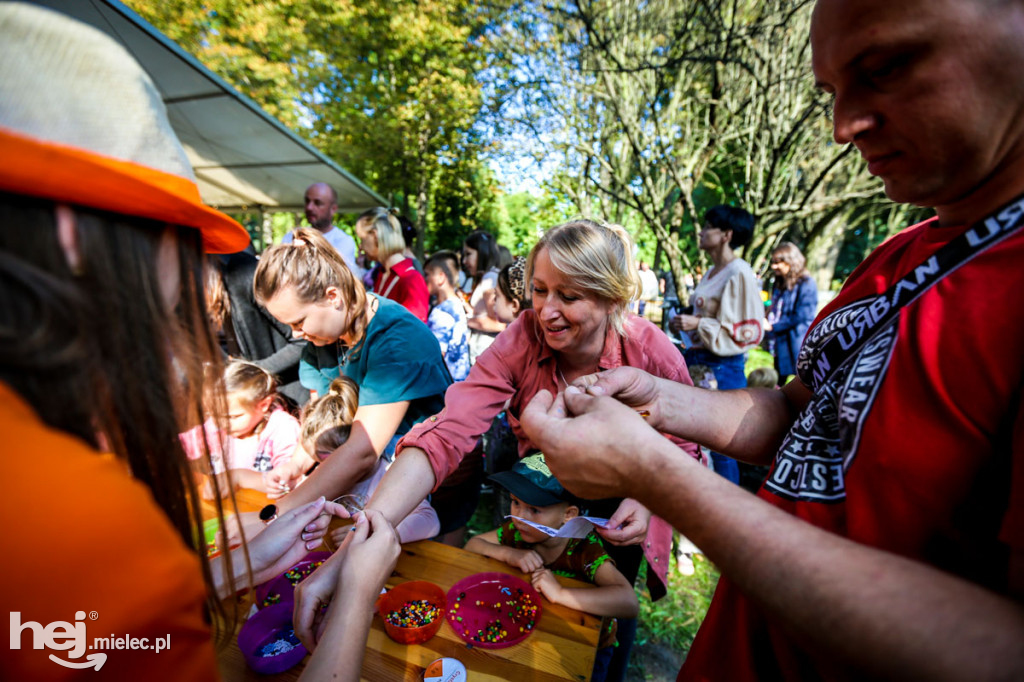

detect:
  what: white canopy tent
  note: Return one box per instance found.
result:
[33,0,387,213]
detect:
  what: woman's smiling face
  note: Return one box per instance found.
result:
[530,247,613,359]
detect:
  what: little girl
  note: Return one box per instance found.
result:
[492,255,529,323]
[285,376,440,543]
[181,360,301,493]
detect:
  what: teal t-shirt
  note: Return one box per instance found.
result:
[298,295,451,442]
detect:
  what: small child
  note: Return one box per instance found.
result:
[492,256,529,323]
[688,363,718,391]
[423,250,471,382]
[290,377,440,544]
[465,454,638,682]
[747,366,780,389]
[181,360,301,494]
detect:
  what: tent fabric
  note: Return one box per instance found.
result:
[34,0,386,213]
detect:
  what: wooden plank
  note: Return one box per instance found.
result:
[218,540,601,681]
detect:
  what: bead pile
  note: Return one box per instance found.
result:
[259,592,282,608]
[283,560,324,586]
[385,599,440,628]
[257,627,301,658]
[450,587,539,645]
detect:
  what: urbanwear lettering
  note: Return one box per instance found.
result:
[765,302,898,502]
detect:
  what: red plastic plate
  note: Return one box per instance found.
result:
[445,572,543,649]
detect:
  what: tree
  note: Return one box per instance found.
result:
[128,0,499,251]
[487,0,913,288]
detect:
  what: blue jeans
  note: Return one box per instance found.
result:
[684,349,747,485]
[591,644,615,682]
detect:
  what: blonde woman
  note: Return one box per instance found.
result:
[355,207,429,322]
[254,228,451,513]
[293,219,703,680]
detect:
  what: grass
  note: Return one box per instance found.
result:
[628,552,719,680]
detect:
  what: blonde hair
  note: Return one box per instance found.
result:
[223,360,281,410]
[300,376,359,459]
[747,366,779,389]
[253,227,369,343]
[526,219,640,336]
[357,207,406,262]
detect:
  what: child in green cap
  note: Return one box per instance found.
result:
[465,453,638,681]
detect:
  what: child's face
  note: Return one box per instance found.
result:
[225,395,270,438]
[493,288,519,324]
[462,246,478,276]
[509,494,576,543]
[424,266,446,296]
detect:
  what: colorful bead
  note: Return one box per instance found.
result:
[385,599,439,628]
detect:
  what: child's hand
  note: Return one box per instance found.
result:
[530,568,563,603]
[507,548,544,573]
[263,465,297,499]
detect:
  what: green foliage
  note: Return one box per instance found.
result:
[486,0,903,288]
[127,0,502,245]
[745,347,776,375]
[633,553,720,665]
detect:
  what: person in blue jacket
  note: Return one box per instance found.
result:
[764,242,818,384]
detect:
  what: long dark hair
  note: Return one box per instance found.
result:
[463,230,500,288]
[0,192,237,642]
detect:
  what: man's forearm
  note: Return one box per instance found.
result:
[636,441,1024,681]
[655,376,802,465]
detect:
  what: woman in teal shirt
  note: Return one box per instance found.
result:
[254,228,450,513]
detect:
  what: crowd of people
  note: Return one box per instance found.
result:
[4,0,1023,680]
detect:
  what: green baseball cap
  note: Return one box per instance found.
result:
[488,453,569,507]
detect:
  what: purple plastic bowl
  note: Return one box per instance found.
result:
[237,602,308,674]
[253,551,331,609]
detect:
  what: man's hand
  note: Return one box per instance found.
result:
[598,498,652,546]
[570,366,667,430]
[521,388,663,500]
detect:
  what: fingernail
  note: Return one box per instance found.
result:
[566,385,581,395]
[306,540,320,550]
[305,523,316,532]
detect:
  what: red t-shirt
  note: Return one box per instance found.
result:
[681,216,1024,680]
[374,257,429,322]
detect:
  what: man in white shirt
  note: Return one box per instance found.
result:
[282,183,361,276]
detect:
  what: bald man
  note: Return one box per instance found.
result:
[518,0,1024,679]
[282,182,361,275]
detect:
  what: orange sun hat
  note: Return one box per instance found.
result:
[0,2,250,255]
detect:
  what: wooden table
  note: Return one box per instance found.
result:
[201,486,273,518]
[217,540,603,681]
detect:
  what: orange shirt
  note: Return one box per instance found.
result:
[0,382,219,680]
